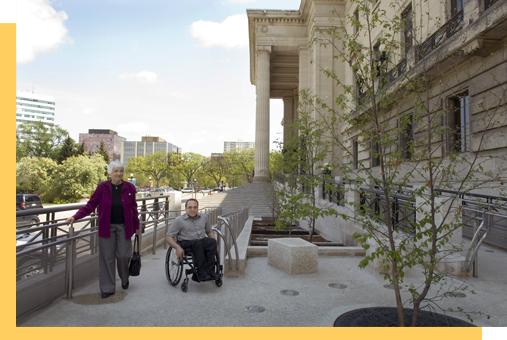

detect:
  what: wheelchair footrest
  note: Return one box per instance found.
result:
[185,269,194,275]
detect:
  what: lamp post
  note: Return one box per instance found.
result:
[149,176,152,188]
[193,178,197,199]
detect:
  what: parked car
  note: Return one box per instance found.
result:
[199,188,211,194]
[147,188,167,197]
[16,208,40,229]
[16,194,43,210]
[181,187,194,193]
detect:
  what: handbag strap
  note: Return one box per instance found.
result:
[133,235,139,252]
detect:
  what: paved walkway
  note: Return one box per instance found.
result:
[17,237,507,327]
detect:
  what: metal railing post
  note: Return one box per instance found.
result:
[65,224,75,299]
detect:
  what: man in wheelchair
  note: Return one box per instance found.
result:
[165,198,218,281]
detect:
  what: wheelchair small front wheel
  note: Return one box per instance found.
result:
[165,246,183,286]
[181,278,189,292]
[215,277,222,287]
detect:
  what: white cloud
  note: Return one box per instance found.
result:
[189,14,248,51]
[218,59,230,64]
[227,0,257,3]
[82,107,95,114]
[119,71,158,83]
[117,122,150,133]
[16,0,73,64]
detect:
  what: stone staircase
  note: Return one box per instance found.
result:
[195,182,274,218]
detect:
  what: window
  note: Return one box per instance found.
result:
[352,137,359,170]
[371,137,381,167]
[447,91,470,153]
[451,0,464,17]
[400,114,414,160]
[373,42,387,78]
[356,72,366,105]
[402,6,413,56]
[353,9,359,34]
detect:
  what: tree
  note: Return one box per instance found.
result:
[274,108,338,242]
[57,136,80,164]
[125,151,170,188]
[48,155,108,203]
[16,157,58,197]
[171,152,205,187]
[77,141,87,156]
[97,141,111,164]
[16,121,68,160]
[201,154,232,188]
[227,148,255,184]
[278,0,507,326]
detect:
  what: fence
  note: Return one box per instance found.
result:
[15,196,230,297]
[359,187,417,234]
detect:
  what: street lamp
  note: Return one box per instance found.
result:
[149,176,152,188]
[128,173,136,186]
[193,178,197,199]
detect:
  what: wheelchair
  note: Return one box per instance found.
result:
[165,242,223,292]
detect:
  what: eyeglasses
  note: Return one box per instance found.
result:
[187,206,198,209]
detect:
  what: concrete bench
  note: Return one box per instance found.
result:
[267,238,318,275]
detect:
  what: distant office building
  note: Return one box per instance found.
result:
[79,129,126,161]
[224,141,255,152]
[211,153,223,158]
[16,90,56,139]
[121,136,182,165]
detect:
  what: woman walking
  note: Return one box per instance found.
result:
[66,161,140,298]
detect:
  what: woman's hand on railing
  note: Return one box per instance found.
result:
[65,216,75,224]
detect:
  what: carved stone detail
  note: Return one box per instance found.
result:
[463,39,483,55]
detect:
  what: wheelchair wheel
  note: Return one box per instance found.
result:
[181,278,189,292]
[215,277,222,287]
[165,246,182,286]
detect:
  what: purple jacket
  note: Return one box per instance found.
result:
[73,180,140,239]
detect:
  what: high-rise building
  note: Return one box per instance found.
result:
[121,136,182,165]
[79,129,126,161]
[16,90,56,139]
[224,141,255,152]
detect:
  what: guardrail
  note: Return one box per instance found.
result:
[15,195,246,304]
[217,208,249,270]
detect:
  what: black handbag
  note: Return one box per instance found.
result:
[129,235,141,276]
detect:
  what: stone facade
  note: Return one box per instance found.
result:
[248,0,507,273]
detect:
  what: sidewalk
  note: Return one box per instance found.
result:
[17,239,507,327]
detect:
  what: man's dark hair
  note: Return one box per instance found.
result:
[185,198,199,208]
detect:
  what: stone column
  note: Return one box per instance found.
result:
[254,47,271,182]
[282,96,294,146]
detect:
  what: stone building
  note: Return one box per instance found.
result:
[79,129,126,161]
[248,0,507,181]
[247,0,507,255]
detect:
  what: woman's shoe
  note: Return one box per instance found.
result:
[122,280,129,290]
[101,292,114,298]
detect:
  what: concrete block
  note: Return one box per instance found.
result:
[268,238,318,275]
[436,254,473,278]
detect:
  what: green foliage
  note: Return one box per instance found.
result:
[273,106,338,242]
[16,121,68,160]
[48,154,108,202]
[126,151,171,187]
[57,136,80,164]
[170,152,205,186]
[97,140,111,164]
[201,154,232,188]
[16,157,58,196]
[226,148,255,185]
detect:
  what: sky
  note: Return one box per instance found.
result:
[13,0,303,156]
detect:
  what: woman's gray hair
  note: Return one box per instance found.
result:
[107,161,125,175]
